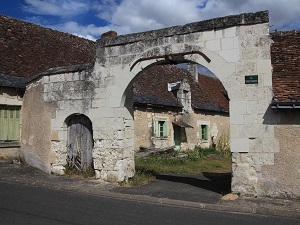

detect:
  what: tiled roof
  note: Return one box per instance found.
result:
[133,65,229,113]
[271,30,300,102]
[0,15,95,78]
[0,73,26,89]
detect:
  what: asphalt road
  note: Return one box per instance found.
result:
[1,182,299,225]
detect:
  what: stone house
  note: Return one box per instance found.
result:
[1,12,300,198]
[133,64,229,151]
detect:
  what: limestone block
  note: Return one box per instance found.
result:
[92,99,106,108]
[262,138,279,153]
[44,83,51,92]
[114,130,124,140]
[263,125,274,137]
[236,61,256,76]
[233,37,239,49]
[43,76,50,83]
[202,30,215,41]
[231,138,249,152]
[221,37,234,50]
[257,60,272,74]
[206,39,221,51]
[125,138,134,147]
[95,170,101,179]
[213,62,235,80]
[243,114,258,124]
[124,119,134,127]
[253,153,274,165]
[51,130,59,141]
[230,101,247,115]
[230,114,243,125]
[249,138,263,153]
[219,48,240,63]
[230,125,240,138]
[247,100,271,114]
[239,124,264,138]
[72,72,80,81]
[263,73,272,87]
[50,74,65,83]
[224,27,237,38]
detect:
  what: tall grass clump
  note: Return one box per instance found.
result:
[216,130,230,157]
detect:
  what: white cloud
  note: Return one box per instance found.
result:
[23,0,90,18]
[21,0,300,40]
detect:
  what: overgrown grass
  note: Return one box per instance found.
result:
[120,147,231,186]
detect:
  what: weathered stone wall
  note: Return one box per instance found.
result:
[23,65,135,182]
[21,82,55,172]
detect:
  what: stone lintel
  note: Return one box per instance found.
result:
[97,11,269,47]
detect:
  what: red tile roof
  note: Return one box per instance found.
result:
[0,15,95,78]
[271,31,300,102]
[133,65,229,112]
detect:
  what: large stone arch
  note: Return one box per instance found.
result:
[92,10,278,196]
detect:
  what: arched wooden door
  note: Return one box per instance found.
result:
[67,114,93,172]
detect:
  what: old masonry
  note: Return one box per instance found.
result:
[20,11,300,198]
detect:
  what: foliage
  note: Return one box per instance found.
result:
[118,170,156,187]
[134,146,231,178]
[216,130,231,157]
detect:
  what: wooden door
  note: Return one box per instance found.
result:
[67,115,93,172]
[173,125,181,150]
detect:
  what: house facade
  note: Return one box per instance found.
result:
[133,64,229,151]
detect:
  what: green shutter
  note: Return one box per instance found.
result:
[0,107,21,141]
[200,125,208,141]
[163,121,168,137]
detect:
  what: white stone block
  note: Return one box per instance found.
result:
[206,39,221,51]
[230,125,240,138]
[263,138,279,152]
[224,27,237,38]
[231,138,249,152]
[230,101,247,115]
[50,74,65,83]
[230,114,244,125]
[221,37,234,50]
[219,49,240,63]
[92,99,106,108]
[257,60,272,74]
[202,30,215,41]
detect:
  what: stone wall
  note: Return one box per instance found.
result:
[22,65,135,181]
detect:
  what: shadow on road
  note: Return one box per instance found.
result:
[155,172,232,195]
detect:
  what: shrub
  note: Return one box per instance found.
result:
[217,130,230,157]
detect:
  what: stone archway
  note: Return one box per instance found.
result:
[91,11,278,196]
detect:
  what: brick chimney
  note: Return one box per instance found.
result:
[101,30,117,39]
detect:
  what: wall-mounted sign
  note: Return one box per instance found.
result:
[245,75,258,84]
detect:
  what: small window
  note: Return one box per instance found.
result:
[200,125,208,141]
[155,120,168,138]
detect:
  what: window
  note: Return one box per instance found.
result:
[155,120,168,138]
[0,106,21,141]
[200,124,208,141]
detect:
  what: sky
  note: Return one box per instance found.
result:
[1,0,300,41]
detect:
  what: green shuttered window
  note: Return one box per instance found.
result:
[200,125,208,141]
[155,120,168,138]
[0,106,21,141]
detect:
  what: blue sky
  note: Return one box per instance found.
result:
[1,0,300,41]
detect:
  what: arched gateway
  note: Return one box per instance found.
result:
[22,11,278,196]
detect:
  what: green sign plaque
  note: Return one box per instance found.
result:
[245,75,258,84]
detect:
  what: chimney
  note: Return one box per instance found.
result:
[101,30,118,39]
[187,63,198,82]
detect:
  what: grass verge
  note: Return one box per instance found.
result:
[120,147,231,187]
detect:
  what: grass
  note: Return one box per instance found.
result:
[120,147,231,186]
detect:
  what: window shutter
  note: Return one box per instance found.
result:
[155,120,159,137]
[203,125,208,140]
[163,121,168,137]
